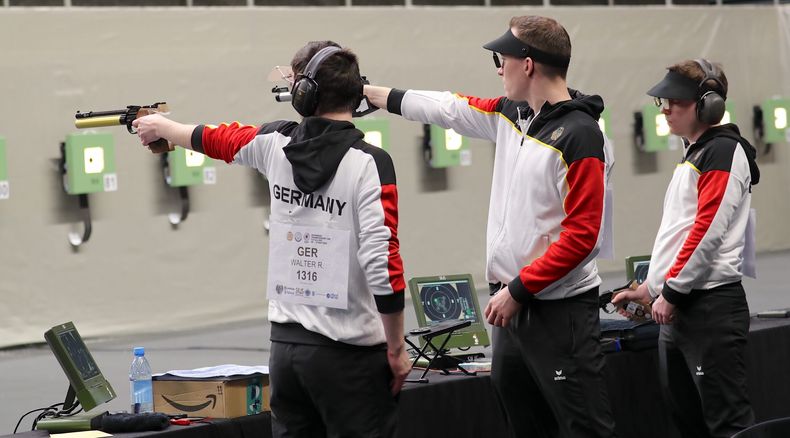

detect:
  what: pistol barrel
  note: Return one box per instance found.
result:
[74,115,124,129]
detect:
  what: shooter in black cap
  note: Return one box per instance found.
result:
[613,59,758,438]
[365,16,617,437]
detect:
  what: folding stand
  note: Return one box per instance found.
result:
[404,320,476,383]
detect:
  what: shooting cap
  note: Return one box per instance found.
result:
[483,29,570,68]
[646,70,700,100]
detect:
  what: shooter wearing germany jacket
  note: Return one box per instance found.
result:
[387,88,613,299]
[646,123,759,305]
[192,117,405,346]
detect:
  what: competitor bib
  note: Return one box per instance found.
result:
[267,222,350,309]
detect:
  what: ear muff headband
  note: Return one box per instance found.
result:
[302,46,342,82]
[291,46,342,117]
[694,58,726,125]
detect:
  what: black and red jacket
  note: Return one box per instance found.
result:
[390,88,613,301]
[646,124,760,305]
[192,117,405,346]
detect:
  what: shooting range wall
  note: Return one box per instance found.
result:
[1,6,789,346]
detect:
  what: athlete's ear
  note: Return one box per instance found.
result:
[524,57,534,77]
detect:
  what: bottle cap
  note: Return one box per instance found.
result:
[133,347,145,357]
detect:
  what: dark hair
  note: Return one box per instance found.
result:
[668,60,729,98]
[291,41,363,115]
[509,16,571,79]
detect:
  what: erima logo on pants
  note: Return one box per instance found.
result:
[553,370,567,381]
[696,366,705,376]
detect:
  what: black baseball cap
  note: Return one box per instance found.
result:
[483,30,570,68]
[646,70,700,100]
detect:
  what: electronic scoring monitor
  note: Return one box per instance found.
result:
[408,274,490,350]
[625,255,651,284]
[44,321,116,412]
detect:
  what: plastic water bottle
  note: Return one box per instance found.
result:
[129,346,153,413]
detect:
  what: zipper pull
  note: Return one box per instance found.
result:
[517,107,526,146]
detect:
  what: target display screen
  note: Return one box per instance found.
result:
[625,255,651,284]
[58,329,101,381]
[417,279,478,326]
[44,321,116,412]
[408,274,491,350]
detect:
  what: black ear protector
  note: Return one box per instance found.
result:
[694,58,727,125]
[291,46,342,117]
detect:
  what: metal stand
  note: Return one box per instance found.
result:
[60,142,92,248]
[405,320,476,383]
[63,385,78,412]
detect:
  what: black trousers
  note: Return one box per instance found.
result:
[658,281,755,438]
[269,341,398,438]
[490,287,617,438]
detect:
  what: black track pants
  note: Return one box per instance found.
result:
[491,288,617,438]
[269,342,398,438]
[658,281,754,438]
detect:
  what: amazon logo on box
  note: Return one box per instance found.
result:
[152,375,269,418]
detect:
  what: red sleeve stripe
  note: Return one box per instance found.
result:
[201,122,259,163]
[380,184,405,293]
[519,158,604,293]
[666,170,729,281]
[457,94,503,114]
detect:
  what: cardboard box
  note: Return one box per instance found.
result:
[153,374,269,418]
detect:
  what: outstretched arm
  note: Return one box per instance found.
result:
[365,85,502,142]
[133,114,196,151]
[364,85,392,111]
[133,113,280,178]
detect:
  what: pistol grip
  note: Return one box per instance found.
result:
[599,291,614,310]
[149,138,174,154]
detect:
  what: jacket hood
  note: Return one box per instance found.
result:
[526,89,605,134]
[283,117,364,193]
[693,123,760,185]
[544,89,604,120]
